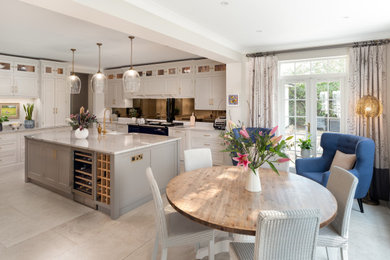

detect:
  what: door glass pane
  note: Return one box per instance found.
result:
[182,67,191,74]
[198,65,210,73]
[168,68,176,75]
[17,64,35,72]
[296,101,306,116]
[0,62,11,71]
[289,101,295,116]
[158,69,164,76]
[296,83,306,99]
[45,67,52,74]
[284,82,307,160]
[57,68,64,75]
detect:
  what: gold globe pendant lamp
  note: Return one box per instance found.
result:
[356,95,383,138]
[91,43,107,93]
[123,36,140,94]
[67,49,81,94]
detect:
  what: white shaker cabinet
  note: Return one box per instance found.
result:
[194,75,226,110]
[105,70,132,108]
[40,61,69,127]
[0,56,39,97]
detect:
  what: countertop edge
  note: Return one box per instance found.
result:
[25,134,181,155]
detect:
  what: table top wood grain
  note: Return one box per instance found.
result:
[166,166,337,236]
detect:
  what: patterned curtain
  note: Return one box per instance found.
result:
[249,55,278,128]
[347,42,389,201]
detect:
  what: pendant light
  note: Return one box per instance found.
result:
[67,48,81,94]
[91,43,107,93]
[123,36,140,93]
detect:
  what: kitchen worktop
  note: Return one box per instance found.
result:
[25,130,180,155]
[0,125,70,135]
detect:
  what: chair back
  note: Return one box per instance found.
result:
[327,166,358,238]
[254,209,320,260]
[146,167,168,242]
[184,148,213,172]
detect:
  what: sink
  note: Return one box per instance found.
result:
[104,131,125,135]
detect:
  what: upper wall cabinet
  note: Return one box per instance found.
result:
[0,56,39,98]
[105,59,226,110]
[105,69,132,108]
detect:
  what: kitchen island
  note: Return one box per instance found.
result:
[25,130,180,219]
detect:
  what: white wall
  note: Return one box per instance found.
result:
[226,61,250,126]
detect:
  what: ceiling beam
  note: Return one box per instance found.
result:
[21,0,244,64]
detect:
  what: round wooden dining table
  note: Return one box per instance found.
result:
[166,166,337,236]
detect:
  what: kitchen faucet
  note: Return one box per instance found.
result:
[103,108,112,135]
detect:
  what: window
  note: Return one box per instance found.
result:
[279,56,347,160]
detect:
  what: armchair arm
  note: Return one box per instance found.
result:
[296,157,330,174]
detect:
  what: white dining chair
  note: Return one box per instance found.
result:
[184,148,213,172]
[230,209,320,260]
[317,166,358,260]
[146,167,215,260]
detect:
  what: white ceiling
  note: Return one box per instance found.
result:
[125,0,390,53]
[0,0,199,70]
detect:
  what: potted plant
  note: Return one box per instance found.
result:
[221,122,293,192]
[0,115,9,132]
[23,103,35,129]
[68,106,97,139]
[298,135,312,158]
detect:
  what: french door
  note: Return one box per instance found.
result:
[281,77,344,160]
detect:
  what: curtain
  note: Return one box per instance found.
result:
[249,55,278,128]
[347,43,389,201]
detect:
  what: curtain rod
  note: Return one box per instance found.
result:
[246,39,390,57]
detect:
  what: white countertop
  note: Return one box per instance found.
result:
[25,129,180,155]
[0,125,70,135]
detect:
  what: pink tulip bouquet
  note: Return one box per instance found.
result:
[221,121,293,175]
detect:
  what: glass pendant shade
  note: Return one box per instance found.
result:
[68,74,81,94]
[91,43,106,93]
[123,69,140,93]
[123,36,141,94]
[92,72,107,93]
[68,48,81,94]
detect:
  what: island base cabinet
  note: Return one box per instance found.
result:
[26,140,72,195]
[111,141,178,219]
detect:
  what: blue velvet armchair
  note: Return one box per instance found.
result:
[231,127,272,166]
[296,133,375,213]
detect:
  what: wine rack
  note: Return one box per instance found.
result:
[73,151,93,197]
[97,153,111,205]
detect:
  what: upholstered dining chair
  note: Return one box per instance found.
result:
[184,148,213,172]
[296,132,374,213]
[229,209,320,260]
[317,166,358,260]
[146,167,215,260]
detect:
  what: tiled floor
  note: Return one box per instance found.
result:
[0,167,389,259]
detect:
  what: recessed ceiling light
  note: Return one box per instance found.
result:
[343,16,350,19]
[220,1,229,6]
[256,30,263,33]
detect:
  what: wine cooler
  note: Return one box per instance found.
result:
[73,150,93,197]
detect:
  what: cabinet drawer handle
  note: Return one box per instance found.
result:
[203,134,211,137]
[204,143,210,146]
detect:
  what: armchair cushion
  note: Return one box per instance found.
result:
[330,150,356,170]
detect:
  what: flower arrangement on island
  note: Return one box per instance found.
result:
[68,106,97,130]
[221,121,293,176]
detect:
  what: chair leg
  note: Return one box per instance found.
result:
[152,234,159,260]
[208,238,215,260]
[325,247,330,260]
[161,248,168,260]
[340,247,348,260]
[357,199,364,213]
